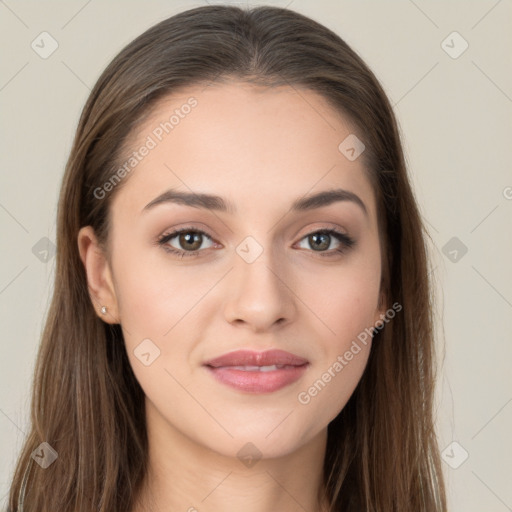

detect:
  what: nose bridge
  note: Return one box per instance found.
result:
[223,235,296,331]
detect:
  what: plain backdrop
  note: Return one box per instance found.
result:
[1,1,511,510]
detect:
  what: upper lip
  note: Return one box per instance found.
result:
[204,349,308,368]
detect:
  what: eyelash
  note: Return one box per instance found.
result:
[156,226,355,259]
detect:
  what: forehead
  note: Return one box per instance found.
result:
[111,81,377,222]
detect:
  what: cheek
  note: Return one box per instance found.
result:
[112,249,205,339]
[111,249,218,387]
[293,279,376,427]
[302,280,375,374]
[113,259,198,406]
[291,261,379,424]
[300,258,381,344]
[296,341,370,438]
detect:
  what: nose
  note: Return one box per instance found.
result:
[223,248,297,333]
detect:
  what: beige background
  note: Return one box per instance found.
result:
[1,1,511,510]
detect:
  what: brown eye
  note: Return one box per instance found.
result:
[177,232,203,251]
[296,229,355,256]
[157,228,215,258]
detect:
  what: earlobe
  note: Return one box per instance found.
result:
[77,226,120,324]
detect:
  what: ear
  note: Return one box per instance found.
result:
[372,287,388,330]
[77,226,120,324]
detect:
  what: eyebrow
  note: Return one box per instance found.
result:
[142,187,368,217]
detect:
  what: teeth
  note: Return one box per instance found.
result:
[229,364,285,371]
[259,365,279,372]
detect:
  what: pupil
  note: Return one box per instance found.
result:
[181,232,201,250]
[311,233,329,251]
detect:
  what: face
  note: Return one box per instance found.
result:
[81,81,385,461]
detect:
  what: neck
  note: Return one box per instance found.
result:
[131,402,330,512]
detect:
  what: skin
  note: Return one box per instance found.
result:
[78,81,386,512]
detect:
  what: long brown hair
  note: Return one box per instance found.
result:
[7,5,446,511]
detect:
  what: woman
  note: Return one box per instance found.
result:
[7,4,447,511]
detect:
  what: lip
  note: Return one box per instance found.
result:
[205,349,309,368]
[203,349,309,393]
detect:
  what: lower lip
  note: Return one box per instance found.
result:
[205,365,308,393]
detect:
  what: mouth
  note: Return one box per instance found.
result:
[203,349,309,393]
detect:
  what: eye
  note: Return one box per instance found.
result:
[156,227,355,259]
[156,227,216,258]
[295,229,355,257]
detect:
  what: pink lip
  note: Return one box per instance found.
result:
[205,349,308,368]
[203,349,309,393]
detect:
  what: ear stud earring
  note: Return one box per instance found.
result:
[100,306,108,315]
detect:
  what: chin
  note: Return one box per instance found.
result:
[194,417,323,463]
